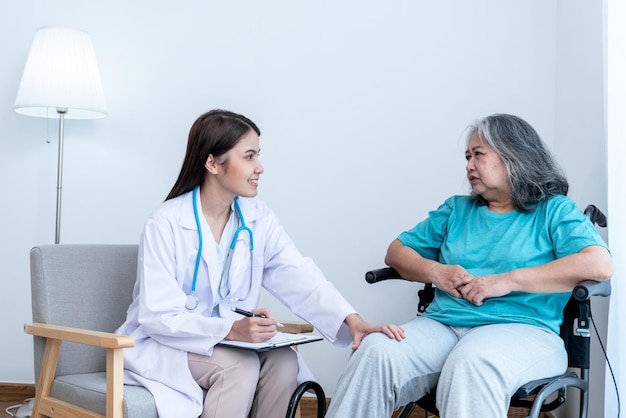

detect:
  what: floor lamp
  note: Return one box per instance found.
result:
[14,27,108,244]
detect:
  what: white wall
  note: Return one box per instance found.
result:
[605,0,626,416]
[0,0,606,413]
[555,1,608,416]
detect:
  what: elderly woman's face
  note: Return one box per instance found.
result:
[465,132,512,210]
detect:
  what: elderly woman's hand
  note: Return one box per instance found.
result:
[431,264,474,299]
[457,273,513,306]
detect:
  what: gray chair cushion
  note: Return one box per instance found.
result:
[53,373,157,418]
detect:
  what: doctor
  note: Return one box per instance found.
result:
[116,109,405,418]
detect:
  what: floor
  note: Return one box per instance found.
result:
[0,400,550,418]
[299,401,548,418]
[299,398,429,418]
[0,400,26,418]
[0,400,428,418]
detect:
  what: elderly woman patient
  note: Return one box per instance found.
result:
[326,113,613,418]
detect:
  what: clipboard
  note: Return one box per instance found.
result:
[217,332,323,352]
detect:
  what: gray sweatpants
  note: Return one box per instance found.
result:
[326,317,567,418]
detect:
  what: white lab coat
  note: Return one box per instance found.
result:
[115,190,356,418]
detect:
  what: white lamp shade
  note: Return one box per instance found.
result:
[14,27,107,119]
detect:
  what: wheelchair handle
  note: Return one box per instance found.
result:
[365,267,403,283]
[573,280,611,301]
[584,204,607,227]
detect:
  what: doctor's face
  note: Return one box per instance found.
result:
[215,130,264,199]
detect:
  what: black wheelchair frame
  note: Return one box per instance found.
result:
[287,381,327,418]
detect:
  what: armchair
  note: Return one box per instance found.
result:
[25,244,323,418]
[26,244,156,418]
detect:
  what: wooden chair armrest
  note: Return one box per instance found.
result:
[24,323,133,418]
[24,323,134,349]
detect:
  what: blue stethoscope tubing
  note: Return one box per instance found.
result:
[186,185,254,310]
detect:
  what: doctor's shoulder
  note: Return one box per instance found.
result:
[237,196,270,215]
[142,194,188,230]
[236,196,283,227]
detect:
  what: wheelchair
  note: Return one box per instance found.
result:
[365,205,611,418]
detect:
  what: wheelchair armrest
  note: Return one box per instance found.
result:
[365,268,434,315]
[365,267,403,283]
[573,280,611,301]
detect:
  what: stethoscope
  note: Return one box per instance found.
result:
[185,185,254,311]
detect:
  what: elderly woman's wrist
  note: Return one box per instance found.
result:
[505,270,521,292]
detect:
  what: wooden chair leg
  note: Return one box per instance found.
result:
[32,338,61,418]
[105,348,125,418]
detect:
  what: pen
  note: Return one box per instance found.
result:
[231,307,284,327]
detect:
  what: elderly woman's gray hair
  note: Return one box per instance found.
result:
[467,114,568,213]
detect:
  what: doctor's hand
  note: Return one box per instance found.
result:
[224,307,280,343]
[344,313,405,350]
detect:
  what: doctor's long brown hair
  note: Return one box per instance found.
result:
[165,109,261,201]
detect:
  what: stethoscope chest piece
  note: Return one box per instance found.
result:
[185,292,199,310]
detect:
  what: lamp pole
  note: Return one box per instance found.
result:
[55,108,67,244]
